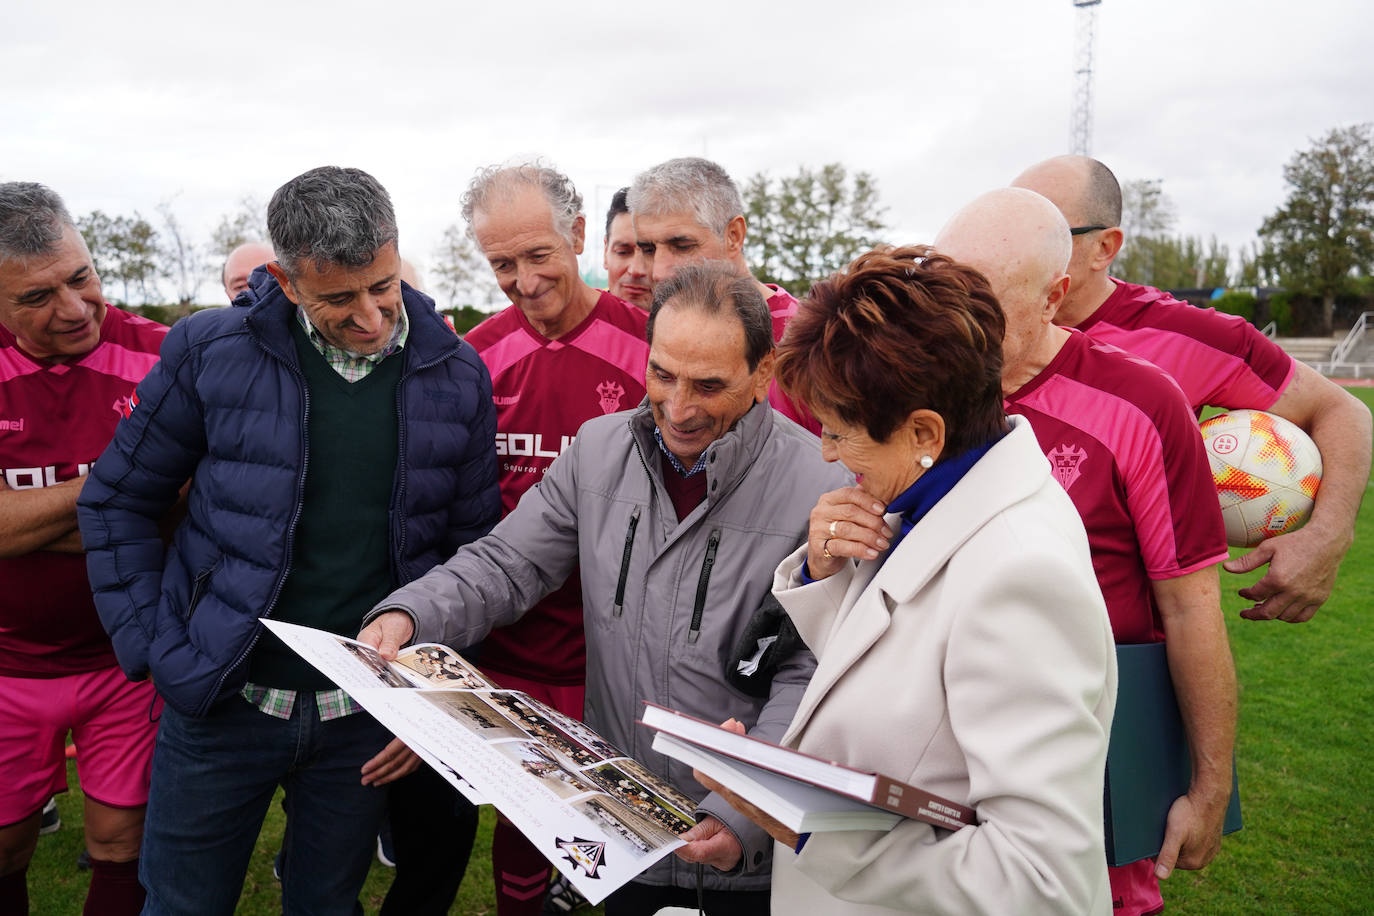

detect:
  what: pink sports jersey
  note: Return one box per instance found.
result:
[764,286,821,435]
[1005,330,1228,644]
[1075,279,1295,413]
[0,306,167,677]
[465,291,649,685]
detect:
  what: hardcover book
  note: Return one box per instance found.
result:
[639,702,975,833]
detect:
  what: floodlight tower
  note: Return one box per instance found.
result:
[1070,0,1102,155]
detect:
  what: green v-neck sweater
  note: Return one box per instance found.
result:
[246,320,403,690]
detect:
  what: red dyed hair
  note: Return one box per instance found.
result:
[776,245,1008,453]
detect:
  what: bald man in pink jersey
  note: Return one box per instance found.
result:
[1014,155,1371,624]
[938,188,1237,916]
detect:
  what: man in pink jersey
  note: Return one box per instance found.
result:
[627,157,819,434]
[462,161,650,916]
[0,182,168,916]
[937,188,1238,916]
[604,188,651,309]
[1013,155,1372,624]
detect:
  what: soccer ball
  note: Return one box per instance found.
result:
[1200,409,1322,548]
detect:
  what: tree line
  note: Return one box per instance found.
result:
[76,127,1373,338]
[1115,123,1374,336]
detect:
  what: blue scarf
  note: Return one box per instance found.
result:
[884,437,999,558]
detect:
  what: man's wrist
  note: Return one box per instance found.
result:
[1188,773,1234,809]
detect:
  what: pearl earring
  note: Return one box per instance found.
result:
[919,455,934,469]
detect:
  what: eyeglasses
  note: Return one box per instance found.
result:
[1069,225,1109,236]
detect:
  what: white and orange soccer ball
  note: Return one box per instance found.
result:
[1200,409,1323,548]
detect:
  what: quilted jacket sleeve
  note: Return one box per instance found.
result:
[443,347,501,553]
[77,319,207,679]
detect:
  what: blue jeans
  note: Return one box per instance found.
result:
[139,692,392,916]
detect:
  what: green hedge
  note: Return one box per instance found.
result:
[1211,292,1257,324]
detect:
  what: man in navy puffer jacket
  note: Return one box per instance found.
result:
[77,166,501,916]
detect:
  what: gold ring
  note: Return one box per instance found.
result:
[828,520,839,538]
[822,538,834,559]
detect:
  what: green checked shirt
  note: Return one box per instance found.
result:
[240,305,410,721]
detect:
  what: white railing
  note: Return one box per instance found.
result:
[1260,321,1277,338]
[1330,311,1374,364]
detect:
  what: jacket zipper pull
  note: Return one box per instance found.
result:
[688,529,721,644]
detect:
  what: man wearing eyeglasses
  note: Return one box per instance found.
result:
[1013,155,1371,629]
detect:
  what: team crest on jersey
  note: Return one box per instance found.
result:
[596,380,625,414]
[555,836,607,879]
[113,392,138,419]
[1048,443,1087,490]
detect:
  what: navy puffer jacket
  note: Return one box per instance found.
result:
[77,277,500,717]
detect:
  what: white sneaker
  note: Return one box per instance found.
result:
[39,798,60,836]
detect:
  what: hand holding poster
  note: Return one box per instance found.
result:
[263,621,695,904]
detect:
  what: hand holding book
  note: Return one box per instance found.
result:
[640,702,974,835]
[690,719,801,851]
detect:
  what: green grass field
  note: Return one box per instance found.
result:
[25,390,1374,914]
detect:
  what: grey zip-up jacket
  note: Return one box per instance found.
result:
[369,399,852,892]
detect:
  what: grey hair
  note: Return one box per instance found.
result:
[628,158,742,238]
[461,161,583,245]
[0,182,74,263]
[648,262,772,372]
[267,166,398,278]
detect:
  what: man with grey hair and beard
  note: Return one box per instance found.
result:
[460,161,649,916]
[78,166,501,916]
[628,157,819,434]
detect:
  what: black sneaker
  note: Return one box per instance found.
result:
[77,849,92,871]
[38,799,60,836]
[541,872,587,914]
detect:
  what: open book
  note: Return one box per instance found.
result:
[640,702,975,833]
[264,621,699,905]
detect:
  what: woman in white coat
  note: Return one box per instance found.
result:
[700,246,1118,914]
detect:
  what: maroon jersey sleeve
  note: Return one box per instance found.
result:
[1079,280,1295,413]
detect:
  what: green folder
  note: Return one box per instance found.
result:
[1104,641,1243,867]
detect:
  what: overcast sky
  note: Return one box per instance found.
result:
[3,0,1371,303]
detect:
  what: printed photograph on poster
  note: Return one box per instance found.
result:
[573,795,681,857]
[262,620,692,905]
[491,741,601,800]
[486,691,604,768]
[583,761,697,835]
[422,691,530,740]
[395,643,494,689]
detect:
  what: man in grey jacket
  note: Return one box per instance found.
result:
[361,264,850,915]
